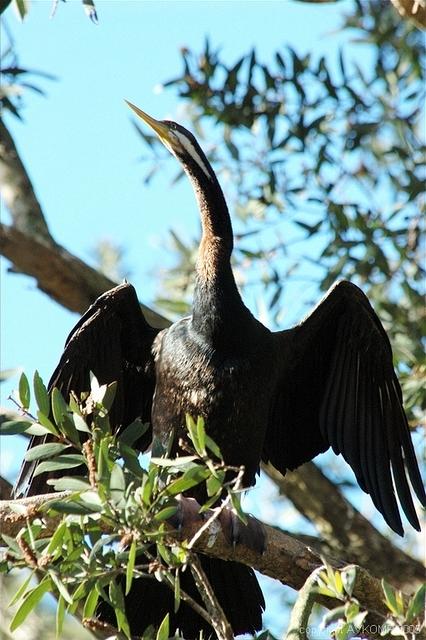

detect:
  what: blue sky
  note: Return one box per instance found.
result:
[1,1,423,636]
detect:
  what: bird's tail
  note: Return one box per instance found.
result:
[98,554,264,638]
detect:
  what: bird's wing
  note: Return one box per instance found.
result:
[263,280,425,534]
[14,283,160,497]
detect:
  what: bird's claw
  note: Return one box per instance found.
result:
[219,508,266,554]
[169,496,204,533]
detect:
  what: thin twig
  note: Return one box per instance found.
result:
[143,547,213,626]
[189,552,234,640]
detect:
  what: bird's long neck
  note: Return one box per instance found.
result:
[193,173,233,281]
[182,162,250,344]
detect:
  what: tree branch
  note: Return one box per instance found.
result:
[284,567,323,640]
[390,0,426,29]
[263,462,424,591]
[0,223,170,328]
[1,492,424,640]
[189,553,234,640]
[0,118,53,244]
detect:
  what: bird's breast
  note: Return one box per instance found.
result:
[151,319,272,485]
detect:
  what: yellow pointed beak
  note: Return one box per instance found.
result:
[125,100,171,142]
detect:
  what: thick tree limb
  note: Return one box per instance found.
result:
[0,223,169,328]
[264,462,425,591]
[0,492,424,640]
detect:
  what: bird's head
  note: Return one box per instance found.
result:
[125,100,215,182]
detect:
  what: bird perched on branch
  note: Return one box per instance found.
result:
[15,102,425,638]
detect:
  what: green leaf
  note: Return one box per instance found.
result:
[71,580,90,604]
[60,415,80,445]
[344,601,359,622]
[47,499,100,515]
[8,570,35,607]
[79,490,102,506]
[154,506,178,522]
[141,474,153,506]
[26,423,53,436]
[119,419,150,446]
[151,456,197,468]
[196,416,206,454]
[156,613,169,640]
[110,463,126,504]
[24,443,69,462]
[109,580,130,637]
[72,413,91,433]
[56,594,66,638]
[36,411,58,435]
[321,605,346,629]
[0,367,20,383]
[230,492,247,525]
[0,419,32,435]
[185,414,202,455]
[1,534,23,555]
[313,586,337,599]
[89,372,100,393]
[100,381,117,412]
[382,579,399,615]
[96,437,111,488]
[125,539,136,595]
[10,576,52,631]
[33,454,85,477]
[334,570,344,595]
[341,566,357,597]
[205,434,223,460]
[166,465,210,496]
[406,583,426,623]
[49,570,73,604]
[351,610,368,632]
[395,588,405,617]
[14,0,29,20]
[47,477,91,492]
[206,474,222,497]
[83,586,99,619]
[46,521,67,555]
[33,371,50,416]
[68,393,82,416]
[174,571,181,613]
[119,442,145,478]
[18,372,30,410]
[51,387,68,426]
[89,534,119,562]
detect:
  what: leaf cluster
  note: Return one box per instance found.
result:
[313,561,424,640]
[1,373,245,639]
[0,41,56,119]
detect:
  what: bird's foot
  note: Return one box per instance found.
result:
[169,496,205,532]
[167,497,266,554]
[219,508,266,554]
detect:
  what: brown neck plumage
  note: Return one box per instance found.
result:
[182,156,249,340]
